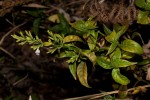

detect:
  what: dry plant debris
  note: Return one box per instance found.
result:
[0,0,32,16]
[0,0,149,99]
[83,0,138,25]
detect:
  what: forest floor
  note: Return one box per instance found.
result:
[0,0,150,100]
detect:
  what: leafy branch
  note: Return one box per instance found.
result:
[11,31,43,50]
[12,14,146,89]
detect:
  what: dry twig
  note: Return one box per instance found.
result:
[64,85,150,100]
[0,22,26,59]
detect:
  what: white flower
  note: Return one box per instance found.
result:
[35,48,40,56]
[29,95,32,100]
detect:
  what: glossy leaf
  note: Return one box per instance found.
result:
[69,62,77,80]
[135,0,145,9]
[103,24,112,35]
[135,0,150,10]
[107,41,118,55]
[116,25,128,40]
[48,14,59,23]
[137,10,150,24]
[105,30,117,42]
[63,35,83,43]
[97,56,113,69]
[87,36,96,50]
[81,50,97,66]
[111,59,137,68]
[112,69,130,85]
[43,41,53,46]
[89,30,98,40]
[122,51,135,59]
[77,62,90,88]
[113,23,122,32]
[111,48,121,60]
[88,42,95,50]
[67,55,79,63]
[120,39,143,54]
[71,18,97,33]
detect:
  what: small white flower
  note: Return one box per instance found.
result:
[35,48,40,56]
[29,95,32,100]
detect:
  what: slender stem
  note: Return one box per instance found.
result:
[64,84,150,100]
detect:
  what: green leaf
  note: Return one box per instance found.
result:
[33,18,41,35]
[88,42,95,50]
[67,55,79,63]
[116,25,128,40]
[120,39,143,54]
[69,62,77,80]
[77,62,91,88]
[12,31,43,50]
[87,35,97,50]
[118,85,128,99]
[122,51,135,59]
[144,1,150,10]
[103,24,112,35]
[113,23,122,32]
[97,56,113,69]
[135,0,146,9]
[89,30,98,40]
[135,0,150,10]
[104,95,115,100]
[81,50,97,66]
[64,44,81,51]
[137,10,150,24]
[43,40,53,46]
[47,48,57,54]
[71,17,97,33]
[49,14,75,35]
[60,51,76,58]
[27,10,43,17]
[63,35,83,43]
[31,94,40,100]
[105,30,117,42]
[111,48,121,60]
[111,59,137,68]
[112,69,130,85]
[107,41,118,55]
[137,59,150,65]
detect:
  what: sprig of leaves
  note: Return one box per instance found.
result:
[12,15,145,88]
[11,31,43,50]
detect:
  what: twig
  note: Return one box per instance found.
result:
[0,22,26,45]
[5,18,15,27]
[0,22,26,59]
[0,47,16,60]
[64,84,150,100]
[13,74,28,86]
